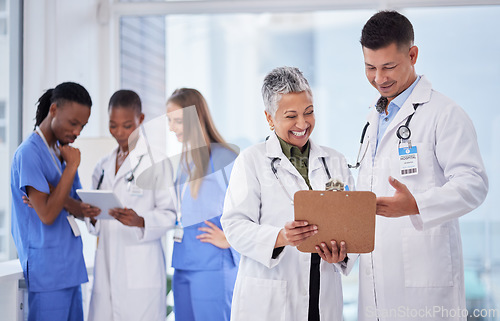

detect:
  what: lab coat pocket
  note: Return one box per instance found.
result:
[235,276,287,321]
[125,244,163,289]
[401,227,453,287]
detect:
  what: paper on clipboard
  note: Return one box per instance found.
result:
[76,189,123,220]
[293,190,376,253]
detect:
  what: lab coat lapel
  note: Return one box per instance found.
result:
[379,100,415,144]
[366,109,379,160]
[99,148,118,190]
[129,135,149,176]
[265,132,306,183]
[112,150,131,190]
[308,140,329,190]
[308,139,328,172]
[380,75,433,143]
[409,75,432,106]
[130,134,159,192]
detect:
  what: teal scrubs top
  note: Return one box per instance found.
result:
[11,132,88,292]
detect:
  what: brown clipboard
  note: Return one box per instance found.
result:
[293,190,376,253]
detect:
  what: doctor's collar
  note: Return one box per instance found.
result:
[375,75,421,114]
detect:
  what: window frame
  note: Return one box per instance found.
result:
[111,0,500,15]
[3,0,23,261]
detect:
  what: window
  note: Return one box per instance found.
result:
[119,0,200,2]
[0,101,5,143]
[407,7,500,318]
[0,0,9,262]
[0,0,22,262]
[0,18,6,36]
[120,15,166,119]
[0,0,5,36]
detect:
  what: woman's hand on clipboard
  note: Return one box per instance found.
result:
[315,240,347,264]
[275,220,318,248]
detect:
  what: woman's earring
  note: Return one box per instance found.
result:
[269,124,274,131]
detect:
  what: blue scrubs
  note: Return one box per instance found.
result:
[172,144,239,321]
[11,132,88,321]
[28,286,83,321]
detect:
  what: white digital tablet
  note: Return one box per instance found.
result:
[76,189,123,220]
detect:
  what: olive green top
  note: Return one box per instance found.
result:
[277,135,311,189]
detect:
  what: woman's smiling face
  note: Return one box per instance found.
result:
[266,91,315,149]
[167,102,184,143]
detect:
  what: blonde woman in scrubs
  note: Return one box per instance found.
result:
[166,88,239,321]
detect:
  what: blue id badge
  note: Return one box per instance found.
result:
[398,145,418,176]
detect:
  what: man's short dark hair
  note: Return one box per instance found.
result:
[360,10,414,50]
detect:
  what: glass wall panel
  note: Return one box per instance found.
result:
[0,0,9,262]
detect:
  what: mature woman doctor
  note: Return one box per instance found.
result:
[221,66,356,321]
[83,90,176,321]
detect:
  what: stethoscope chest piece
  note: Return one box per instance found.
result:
[396,125,411,140]
[125,171,134,182]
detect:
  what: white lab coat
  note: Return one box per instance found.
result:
[86,135,176,321]
[356,75,488,321]
[221,133,356,321]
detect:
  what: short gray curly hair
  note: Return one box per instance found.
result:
[262,66,312,117]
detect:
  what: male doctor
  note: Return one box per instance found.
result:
[355,11,488,321]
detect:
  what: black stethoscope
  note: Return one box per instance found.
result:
[124,124,155,183]
[349,102,422,169]
[125,155,144,182]
[95,154,145,190]
[348,121,370,169]
[396,103,421,140]
[271,156,331,202]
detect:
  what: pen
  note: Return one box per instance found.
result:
[96,169,104,190]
